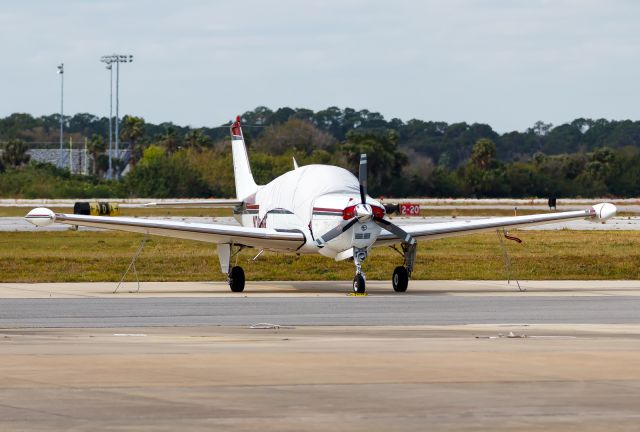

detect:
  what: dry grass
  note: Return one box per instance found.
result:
[1,230,639,282]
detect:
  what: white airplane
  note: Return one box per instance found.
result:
[26,116,617,293]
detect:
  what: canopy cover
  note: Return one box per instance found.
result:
[255,165,360,223]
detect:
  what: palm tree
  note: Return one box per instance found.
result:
[88,134,106,176]
[1,139,31,168]
[162,126,180,154]
[184,129,212,150]
[120,116,146,168]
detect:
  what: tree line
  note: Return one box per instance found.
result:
[0,107,639,198]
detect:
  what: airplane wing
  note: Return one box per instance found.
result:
[144,199,242,208]
[375,203,616,246]
[25,208,305,251]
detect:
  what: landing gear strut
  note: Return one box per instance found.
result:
[219,243,246,292]
[352,247,367,293]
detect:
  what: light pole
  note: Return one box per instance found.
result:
[57,63,64,168]
[115,54,133,179]
[107,63,113,179]
[100,57,114,179]
[100,54,133,180]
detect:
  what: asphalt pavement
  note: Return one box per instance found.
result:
[2,294,639,328]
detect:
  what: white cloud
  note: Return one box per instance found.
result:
[0,0,638,132]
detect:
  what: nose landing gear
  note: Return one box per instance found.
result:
[352,247,368,293]
[353,274,366,294]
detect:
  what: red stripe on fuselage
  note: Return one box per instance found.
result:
[312,207,343,213]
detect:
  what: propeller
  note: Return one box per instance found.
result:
[372,216,415,245]
[359,154,367,204]
[314,218,358,247]
[314,154,416,248]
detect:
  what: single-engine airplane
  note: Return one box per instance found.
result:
[26,116,617,293]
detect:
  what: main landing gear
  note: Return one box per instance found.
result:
[392,266,408,292]
[219,243,246,293]
[390,241,417,293]
[228,266,245,292]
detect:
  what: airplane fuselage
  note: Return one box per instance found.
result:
[233,164,384,259]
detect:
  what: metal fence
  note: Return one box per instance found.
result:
[0,141,131,177]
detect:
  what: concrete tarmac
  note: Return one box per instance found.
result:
[3,279,640,298]
[1,324,640,431]
[2,280,640,431]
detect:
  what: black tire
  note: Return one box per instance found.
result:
[392,266,409,292]
[353,274,366,293]
[229,266,245,292]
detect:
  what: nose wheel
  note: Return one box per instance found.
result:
[353,274,366,293]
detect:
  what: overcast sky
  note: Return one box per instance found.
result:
[1,0,638,132]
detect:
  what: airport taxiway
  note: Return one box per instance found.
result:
[1,280,640,327]
[2,280,639,431]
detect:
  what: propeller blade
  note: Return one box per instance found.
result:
[359,154,367,204]
[315,218,358,247]
[373,216,416,245]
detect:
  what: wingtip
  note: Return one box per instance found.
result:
[25,207,56,227]
[590,203,617,222]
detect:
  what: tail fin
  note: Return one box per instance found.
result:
[230,116,259,200]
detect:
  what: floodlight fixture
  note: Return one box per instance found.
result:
[99,53,134,179]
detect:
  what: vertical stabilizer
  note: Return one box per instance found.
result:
[230,116,259,200]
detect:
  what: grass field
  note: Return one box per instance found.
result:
[1,230,638,282]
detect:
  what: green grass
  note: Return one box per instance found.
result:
[1,230,639,282]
